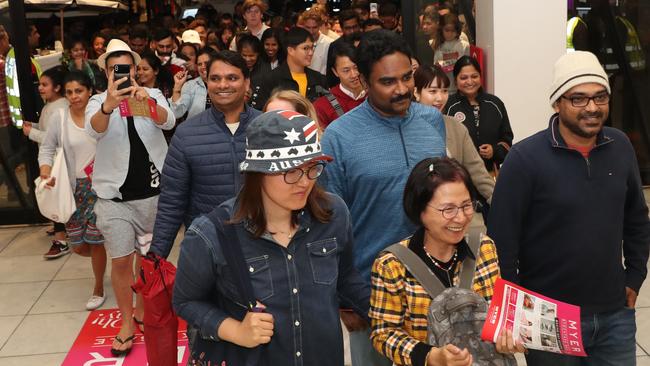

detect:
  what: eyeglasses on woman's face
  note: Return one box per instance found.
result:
[282,162,325,184]
[427,201,479,219]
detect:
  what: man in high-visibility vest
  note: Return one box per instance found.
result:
[566,15,589,52]
[616,15,646,71]
[5,22,43,128]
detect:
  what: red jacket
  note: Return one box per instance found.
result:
[313,84,366,128]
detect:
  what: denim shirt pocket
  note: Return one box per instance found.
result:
[306,238,339,285]
[245,255,274,301]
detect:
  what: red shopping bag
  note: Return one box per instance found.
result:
[132,253,178,366]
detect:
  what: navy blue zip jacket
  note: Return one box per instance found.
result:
[150,105,262,258]
[488,115,650,315]
[172,194,370,366]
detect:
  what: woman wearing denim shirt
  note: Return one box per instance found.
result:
[173,110,370,366]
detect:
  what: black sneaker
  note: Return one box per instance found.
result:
[43,240,71,259]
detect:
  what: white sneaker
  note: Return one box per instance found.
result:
[86,295,106,310]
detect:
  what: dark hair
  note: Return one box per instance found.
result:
[260,28,285,63]
[328,42,357,72]
[152,28,174,42]
[90,33,107,45]
[140,52,161,70]
[180,42,198,59]
[453,55,482,79]
[339,9,359,24]
[116,25,130,38]
[220,13,234,23]
[66,38,87,51]
[208,50,250,79]
[63,70,94,93]
[129,24,148,40]
[355,29,412,81]
[139,52,173,96]
[351,0,369,12]
[440,13,462,38]
[89,33,108,59]
[378,2,398,17]
[362,18,384,29]
[139,52,171,82]
[216,25,236,50]
[198,46,219,60]
[403,157,476,227]
[237,33,262,55]
[414,64,450,92]
[231,172,332,237]
[105,50,136,68]
[40,67,65,96]
[196,4,218,24]
[283,27,313,50]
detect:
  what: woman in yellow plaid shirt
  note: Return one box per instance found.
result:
[369,157,524,366]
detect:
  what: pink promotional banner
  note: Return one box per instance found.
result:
[482,278,587,357]
[62,309,190,365]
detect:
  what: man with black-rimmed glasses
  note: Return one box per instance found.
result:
[488,51,650,365]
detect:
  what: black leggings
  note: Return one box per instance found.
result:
[53,222,66,233]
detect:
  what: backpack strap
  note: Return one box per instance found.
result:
[385,243,446,298]
[458,227,484,289]
[316,85,345,117]
[205,207,257,311]
[326,92,345,117]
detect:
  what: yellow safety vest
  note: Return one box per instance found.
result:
[5,47,42,128]
[566,17,586,52]
[616,16,646,71]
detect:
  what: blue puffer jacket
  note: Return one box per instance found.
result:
[150,105,262,258]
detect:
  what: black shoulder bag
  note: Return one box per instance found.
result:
[187,207,266,366]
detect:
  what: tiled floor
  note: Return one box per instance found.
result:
[0,223,648,366]
[0,224,181,365]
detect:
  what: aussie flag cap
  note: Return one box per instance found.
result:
[240,110,333,173]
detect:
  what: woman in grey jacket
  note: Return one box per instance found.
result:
[414,64,494,204]
[38,71,107,311]
[23,68,70,256]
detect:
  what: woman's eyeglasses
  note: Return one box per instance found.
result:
[428,201,479,219]
[282,162,325,184]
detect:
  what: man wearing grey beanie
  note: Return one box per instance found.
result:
[488,51,650,365]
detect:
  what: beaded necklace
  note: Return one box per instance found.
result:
[424,249,458,285]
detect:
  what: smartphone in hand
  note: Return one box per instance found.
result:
[113,64,132,90]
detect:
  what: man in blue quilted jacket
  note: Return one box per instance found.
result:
[150,50,262,258]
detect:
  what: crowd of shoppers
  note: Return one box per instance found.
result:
[1,0,648,365]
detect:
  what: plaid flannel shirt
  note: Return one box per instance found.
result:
[369,235,500,366]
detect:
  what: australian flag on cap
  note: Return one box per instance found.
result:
[240,110,332,174]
